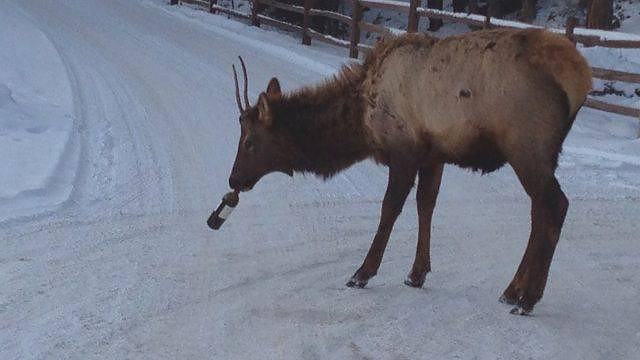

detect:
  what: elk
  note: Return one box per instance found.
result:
[228,28,591,315]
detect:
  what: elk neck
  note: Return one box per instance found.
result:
[272,66,374,179]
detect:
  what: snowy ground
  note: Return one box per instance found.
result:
[1,0,640,359]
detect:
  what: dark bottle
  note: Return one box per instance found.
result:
[207,190,240,230]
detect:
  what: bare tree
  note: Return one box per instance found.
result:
[586,0,614,29]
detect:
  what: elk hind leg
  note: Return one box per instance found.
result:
[501,158,568,315]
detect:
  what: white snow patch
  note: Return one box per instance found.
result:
[0,5,76,221]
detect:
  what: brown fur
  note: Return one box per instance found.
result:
[270,66,371,178]
[229,28,592,314]
[524,30,592,114]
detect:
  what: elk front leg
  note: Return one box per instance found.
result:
[405,163,444,288]
[347,164,417,288]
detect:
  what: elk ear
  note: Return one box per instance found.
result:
[257,92,273,127]
[266,77,281,98]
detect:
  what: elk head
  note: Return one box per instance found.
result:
[228,57,295,192]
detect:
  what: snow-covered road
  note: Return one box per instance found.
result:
[1,1,639,359]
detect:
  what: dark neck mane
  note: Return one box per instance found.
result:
[272,65,372,178]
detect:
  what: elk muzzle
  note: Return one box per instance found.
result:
[228,174,259,192]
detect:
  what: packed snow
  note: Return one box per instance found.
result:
[1,0,639,359]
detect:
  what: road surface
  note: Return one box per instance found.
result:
[1,1,639,359]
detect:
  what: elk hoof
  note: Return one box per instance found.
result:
[498,293,518,305]
[347,267,375,288]
[346,277,368,288]
[509,305,533,316]
[403,276,425,288]
[500,285,538,314]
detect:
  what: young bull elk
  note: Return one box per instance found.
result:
[228,28,591,314]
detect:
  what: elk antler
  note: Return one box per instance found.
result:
[238,56,250,109]
[232,64,243,113]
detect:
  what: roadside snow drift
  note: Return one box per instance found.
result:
[0,6,76,221]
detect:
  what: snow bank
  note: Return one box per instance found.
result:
[0,6,76,221]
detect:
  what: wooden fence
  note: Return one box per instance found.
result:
[173,0,640,128]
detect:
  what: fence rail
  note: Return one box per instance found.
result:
[258,0,351,24]
[359,20,394,37]
[584,98,640,117]
[360,0,411,12]
[591,67,640,84]
[210,4,250,19]
[172,0,640,128]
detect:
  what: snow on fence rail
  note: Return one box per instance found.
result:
[172,0,640,127]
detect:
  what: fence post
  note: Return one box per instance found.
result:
[251,0,260,26]
[408,0,420,33]
[302,0,312,45]
[484,14,491,29]
[565,16,577,45]
[468,0,479,14]
[349,0,362,58]
[427,0,443,31]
